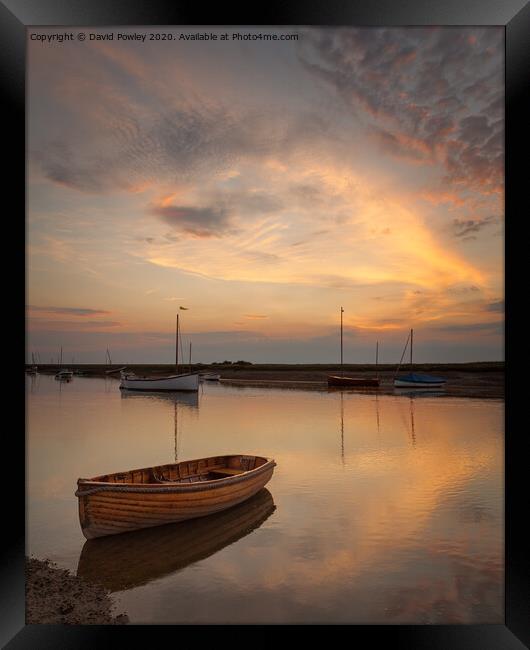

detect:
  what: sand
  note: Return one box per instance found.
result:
[26,557,128,625]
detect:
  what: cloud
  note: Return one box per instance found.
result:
[430,321,503,335]
[301,27,503,198]
[32,91,331,195]
[28,305,111,316]
[29,320,121,330]
[485,300,504,313]
[244,314,268,319]
[151,204,232,238]
[452,215,500,238]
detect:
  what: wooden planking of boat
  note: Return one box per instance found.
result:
[75,454,276,539]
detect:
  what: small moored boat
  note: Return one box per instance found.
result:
[394,372,447,388]
[327,308,381,388]
[75,454,276,539]
[393,329,447,389]
[54,346,73,380]
[199,373,221,382]
[119,312,199,392]
[120,372,199,391]
[328,375,380,387]
[55,369,73,380]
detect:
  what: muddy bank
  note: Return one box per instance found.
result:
[26,557,128,625]
[218,369,504,399]
[29,364,504,399]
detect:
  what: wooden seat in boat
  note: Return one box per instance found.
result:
[210,468,246,476]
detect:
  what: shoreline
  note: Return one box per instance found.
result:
[29,364,505,399]
[26,557,128,625]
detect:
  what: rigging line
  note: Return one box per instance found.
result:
[394,330,411,379]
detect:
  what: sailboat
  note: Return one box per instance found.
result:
[55,347,73,380]
[393,329,447,388]
[119,314,199,392]
[26,352,38,375]
[327,308,381,387]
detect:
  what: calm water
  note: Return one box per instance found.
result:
[26,374,504,624]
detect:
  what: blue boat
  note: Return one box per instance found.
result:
[394,372,447,388]
[393,329,447,388]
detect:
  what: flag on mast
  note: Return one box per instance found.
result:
[179,306,189,310]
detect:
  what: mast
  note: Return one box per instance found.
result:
[60,346,63,367]
[410,328,413,368]
[340,306,344,376]
[176,313,179,374]
[340,390,345,465]
[174,401,178,462]
[375,341,379,379]
[189,342,192,374]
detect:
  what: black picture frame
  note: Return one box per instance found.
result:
[6,0,528,646]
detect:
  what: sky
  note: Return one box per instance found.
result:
[27,27,504,364]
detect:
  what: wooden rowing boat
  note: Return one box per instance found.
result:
[76,488,275,591]
[75,454,276,539]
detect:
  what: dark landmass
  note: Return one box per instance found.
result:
[26,557,128,625]
[29,362,504,398]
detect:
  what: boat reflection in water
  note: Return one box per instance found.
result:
[76,488,275,592]
[119,389,199,409]
[393,387,446,398]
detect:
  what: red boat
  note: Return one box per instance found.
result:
[327,307,381,388]
[327,375,380,387]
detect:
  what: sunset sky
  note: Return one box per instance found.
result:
[27,27,504,364]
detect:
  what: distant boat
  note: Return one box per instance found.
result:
[327,308,381,388]
[55,369,73,381]
[199,373,221,382]
[393,329,447,388]
[120,313,199,392]
[54,346,73,380]
[75,454,276,538]
[105,366,127,375]
[26,353,38,375]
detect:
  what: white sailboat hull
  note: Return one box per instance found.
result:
[120,373,199,392]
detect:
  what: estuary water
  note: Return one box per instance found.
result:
[26,374,503,624]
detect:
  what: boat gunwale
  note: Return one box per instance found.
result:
[76,456,276,495]
[120,372,199,382]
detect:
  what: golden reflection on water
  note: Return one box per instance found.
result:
[26,375,503,624]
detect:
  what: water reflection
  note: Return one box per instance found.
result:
[77,488,275,592]
[120,390,199,460]
[119,390,199,409]
[393,387,446,397]
[337,391,382,462]
[27,376,503,623]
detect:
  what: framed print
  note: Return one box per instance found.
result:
[4,0,529,646]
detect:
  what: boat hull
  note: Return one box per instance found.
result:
[394,379,446,388]
[76,455,275,539]
[327,375,380,387]
[394,373,447,388]
[119,373,199,392]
